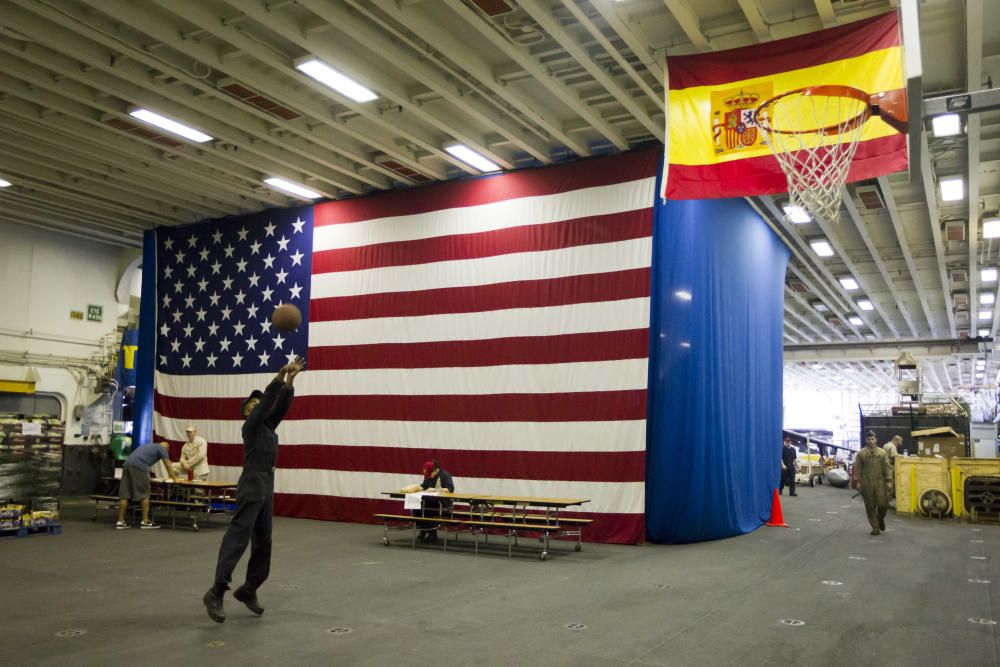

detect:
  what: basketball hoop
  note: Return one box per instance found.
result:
[755,85,908,223]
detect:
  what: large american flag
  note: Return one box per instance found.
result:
[152,149,657,543]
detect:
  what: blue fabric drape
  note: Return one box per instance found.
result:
[645,197,789,543]
[132,230,157,445]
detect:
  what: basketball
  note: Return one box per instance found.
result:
[271,303,302,332]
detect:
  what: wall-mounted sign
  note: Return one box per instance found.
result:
[87,304,103,322]
[70,310,83,320]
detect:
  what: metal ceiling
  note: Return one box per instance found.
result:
[0,0,997,404]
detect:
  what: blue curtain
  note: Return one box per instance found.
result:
[645,197,789,543]
[132,230,157,445]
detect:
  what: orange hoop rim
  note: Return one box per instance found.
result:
[755,85,873,137]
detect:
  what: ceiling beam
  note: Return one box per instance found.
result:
[785,337,984,362]
[0,211,142,248]
[785,286,846,341]
[735,0,771,41]
[813,0,837,28]
[967,0,984,332]
[662,0,710,51]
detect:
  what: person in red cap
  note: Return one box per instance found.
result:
[415,460,454,543]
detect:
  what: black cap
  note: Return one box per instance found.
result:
[866,430,876,438]
[240,389,264,417]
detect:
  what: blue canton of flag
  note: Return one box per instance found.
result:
[155,207,314,375]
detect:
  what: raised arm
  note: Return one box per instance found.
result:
[245,376,286,429]
[268,356,305,426]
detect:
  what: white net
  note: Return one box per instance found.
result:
[756,90,871,223]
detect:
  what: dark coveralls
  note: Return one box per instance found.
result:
[213,379,293,591]
[415,468,455,540]
[779,443,798,496]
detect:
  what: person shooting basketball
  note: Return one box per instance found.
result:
[203,354,305,623]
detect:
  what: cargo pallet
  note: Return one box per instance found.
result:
[0,523,61,540]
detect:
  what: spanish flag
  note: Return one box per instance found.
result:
[662,12,908,200]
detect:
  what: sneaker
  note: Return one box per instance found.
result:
[115,521,129,530]
[203,589,225,623]
[140,521,161,530]
[878,518,886,531]
[233,585,264,616]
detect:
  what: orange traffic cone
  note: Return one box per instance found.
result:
[766,489,788,527]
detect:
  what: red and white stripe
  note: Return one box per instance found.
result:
[154,149,658,543]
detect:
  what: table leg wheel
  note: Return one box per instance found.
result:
[193,524,199,532]
[574,543,582,552]
[539,551,548,561]
[383,537,390,546]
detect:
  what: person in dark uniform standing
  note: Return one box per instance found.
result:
[203,355,305,623]
[780,436,798,496]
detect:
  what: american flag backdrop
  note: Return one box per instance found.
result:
[151,148,658,544]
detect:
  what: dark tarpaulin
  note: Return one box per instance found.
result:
[645,197,788,543]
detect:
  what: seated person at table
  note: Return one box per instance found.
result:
[173,425,210,481]
[116,442,178,530]
[408,460,454,543]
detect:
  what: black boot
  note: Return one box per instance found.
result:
[203,588,225,623]
[234,584,264,616]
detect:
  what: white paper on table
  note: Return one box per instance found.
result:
[20,421,42,436]
[403,492,425,510]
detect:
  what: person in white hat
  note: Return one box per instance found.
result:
[174,425,209,482]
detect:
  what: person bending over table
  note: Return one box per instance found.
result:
[413,460,454,543]
[173,424,210,481]
[203,356,304,624]
[116,442,178,530]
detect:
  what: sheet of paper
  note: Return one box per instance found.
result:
[20,421,42,436]
[403,492,425,510]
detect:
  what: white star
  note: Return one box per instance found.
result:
[181,353,192,368]
[159,322,170,337]
[220,306,233,321]
[263,254,276,269]
[159,354,167,366]
[289,283,303,300]
[286,351,298,364]
[208,322,219,336]
[233,321,246,336]
[197,278,208,292]
[186,265,197,278]
[264,221,276,237]
[211,229,223,244]
[290,250,304,266]
[232,352,244,367]
[273,334,285,349]
[237,227,249,241]
[162,293,172,307]
[275,268,288,284]
[277,236,290,251]
[261,286,274,302]
[187,235,198,249]
[292,217,305,234]
[235,290,247,305]
[248,273,261,288]
[175,250,186,263]
[219,337,232,352]
[163,237,175,250]
[258,350,271,366]
[260,319,272,334]
[224,244,235,258]
[206,352,218,367]
[236,259,248,273]
[250,240,262,255]
[222,276,234,291]
[194,338,206,352]
[184,295,195,309]
[174,281,184,294]
[172,310,183,323]
[183,324,193,338]
[163,265,174,279]
[247,304,259,319]
[211,261,222,275]
[245,335,258,350]
[195,308,207,322]
[199,248,210,262]
[209,291,221,306]
[170,338,181,353]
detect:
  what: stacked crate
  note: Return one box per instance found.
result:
[0,414,63,535]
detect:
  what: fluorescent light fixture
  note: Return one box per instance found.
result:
[444,144,501,173]
[932,113,962,137]
[976,359,986,368]
[0,177,11,188]
[264,177,322,200]
[979,310,992,321]
[940,176,964,202]
[983,268,998,282]
[980,328,991,337]
[295,58,377,102]
[985,218,1000,239]
[128,108,213,143]
[981,293,996,305]
[857,299,874,311]
[812,301,829,313]
[783,204,811,224]
[838,276,859,290]
[848,315,864,326]
[810,238,834,257]
[674,290,692,301]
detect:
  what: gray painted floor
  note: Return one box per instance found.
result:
[2,486,998,667]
